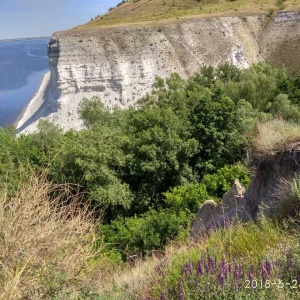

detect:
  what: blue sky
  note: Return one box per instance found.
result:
[0,0,120,39]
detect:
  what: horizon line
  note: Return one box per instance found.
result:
[0,36,51,42]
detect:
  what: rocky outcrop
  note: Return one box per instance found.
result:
[17,12,300,133]
[190,180,248,239]
[191,141,300,239]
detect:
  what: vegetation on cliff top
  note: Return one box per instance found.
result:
[78,0,300,29]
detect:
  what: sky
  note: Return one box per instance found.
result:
[0,0,121,39]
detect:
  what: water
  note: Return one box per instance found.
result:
[0,37,50,127]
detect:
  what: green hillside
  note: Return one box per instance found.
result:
[78,0,300,29]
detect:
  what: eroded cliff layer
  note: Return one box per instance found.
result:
[17,12,300,133]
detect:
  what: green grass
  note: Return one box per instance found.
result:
[92,217,300,299]
[75,0,300,30]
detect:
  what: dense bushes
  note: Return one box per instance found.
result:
[164,163,250,214]
[101,209,189,257]
[2,63,300,260]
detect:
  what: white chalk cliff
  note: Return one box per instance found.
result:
[17,12,300,133]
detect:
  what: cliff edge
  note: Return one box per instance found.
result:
[17,11,300,133]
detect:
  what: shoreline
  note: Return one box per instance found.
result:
[16,71,51,129]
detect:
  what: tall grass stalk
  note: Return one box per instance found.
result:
[0,173,100,299]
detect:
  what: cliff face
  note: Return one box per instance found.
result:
[17,12,300,133]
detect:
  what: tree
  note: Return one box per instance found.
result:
[123,106,198,212]
[190,91,240,176]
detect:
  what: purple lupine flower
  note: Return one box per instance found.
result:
[188,260,194,274]
[220,259,226,272]
[234,265,239,283]
[224,266,229,279]
[217,272,225,288]
[207,254,214,270]
[197,260,203,276]
[204,262,209,274]
[181,261,193,277]
[260,262,267,282]
[286,254,292,271]
[265,260,271,275]
[208,224,215,232]
[179,291,184,300]
[220,259,229,279]
[178,279,184,300]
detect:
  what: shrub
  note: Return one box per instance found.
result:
[101,209,189,258]
[164,183,209,214]
[164,163,250,214]
[201,163,250,199]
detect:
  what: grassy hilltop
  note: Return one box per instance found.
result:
[78,0,300,29]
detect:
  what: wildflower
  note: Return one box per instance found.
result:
[248,265,254,282]
[217,272,225,288]
[178,279,184,300]
[197,260,203,276]
[207,253,215,270]
[260,262,267,282]
[265,260,271,275]
[234,264,239,284]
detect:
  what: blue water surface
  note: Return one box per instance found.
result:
[0,37,50,127]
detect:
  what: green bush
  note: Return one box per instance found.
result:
[201,163,250,199]
[101,209,189,257]
[164,183,209,214]
[164,163,250,214]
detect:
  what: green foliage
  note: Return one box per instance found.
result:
[3,62,300,262]
[0,126,21,193]
[101,209,189,257]
[269,93,300,122]
[201,163,250,199]
[124,106,198,210]
[190,92,240,174]
[164,163,250,214]
[221,63,287,111]
[164,183,209,214]
[291,175,300,201]
[50,127,133,215]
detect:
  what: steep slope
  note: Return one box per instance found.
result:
[17,11,300,133]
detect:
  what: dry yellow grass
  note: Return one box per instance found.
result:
[253,119,300,155]
[76,0,300,30]
[0,174,100,299]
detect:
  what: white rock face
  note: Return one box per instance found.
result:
[17,12,300,133]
